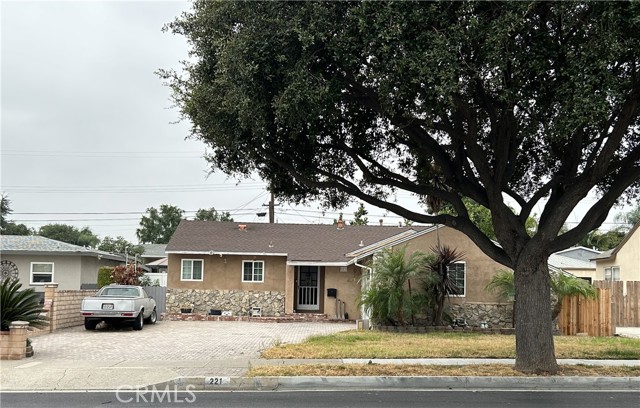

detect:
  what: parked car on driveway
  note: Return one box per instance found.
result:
[81,285,157,330]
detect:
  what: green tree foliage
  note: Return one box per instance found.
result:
[194,207,233,222]
[351,203,369,225]
[38,224,99,248]
[577,229,626,251]
[98,236,144,256]
[359,246,431,326]
[163,1,640,374]
[136,204,184,244]
[0,194,32,236]
[423,245,464,326]
[615,204,640,230]
[0,279,47,331]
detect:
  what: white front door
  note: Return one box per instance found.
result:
[296,266,319,311]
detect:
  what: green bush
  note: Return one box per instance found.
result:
[97,267,113,288]
[0,279,48,331]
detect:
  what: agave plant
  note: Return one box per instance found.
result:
[0,278,48,331]
[423,245,465,326]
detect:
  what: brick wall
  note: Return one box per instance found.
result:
[51,289,97,331]
[31,283,97,334]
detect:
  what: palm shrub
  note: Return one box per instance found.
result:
[0,279,48,331]
[549,270,597,320]
[485,269,597,321]
[359,246,432,326]
[423,245,464,326]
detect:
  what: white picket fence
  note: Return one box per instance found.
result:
[143,272,167,287]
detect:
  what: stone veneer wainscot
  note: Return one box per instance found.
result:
[167,288,285,316]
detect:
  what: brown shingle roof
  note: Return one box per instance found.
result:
[166,220,432,263]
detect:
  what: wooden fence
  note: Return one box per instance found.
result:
[558,281,640,336]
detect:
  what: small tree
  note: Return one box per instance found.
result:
[359,246,431,326]
[0,279,47,331]
[110,264,145,286]
[195,207,234,222]
[351,203,369,226]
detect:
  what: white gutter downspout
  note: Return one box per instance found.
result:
[354,257,373,320]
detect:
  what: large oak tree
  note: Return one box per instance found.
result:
[161,1,640,373]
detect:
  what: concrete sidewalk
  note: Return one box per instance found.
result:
[2,357,639,391]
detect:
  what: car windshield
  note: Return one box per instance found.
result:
[99,287,139,297]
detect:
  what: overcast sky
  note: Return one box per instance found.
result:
[0,1,631,244]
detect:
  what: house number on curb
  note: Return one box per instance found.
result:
[205,377,230,386]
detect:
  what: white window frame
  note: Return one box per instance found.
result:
[181,259,204,281]
[604,266,620,281]
[447,261,466,297]
[30,262,54,285]
[242,260,264,283]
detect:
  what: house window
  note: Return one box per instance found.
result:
[30,262,54,285]
[181,259,203,281]
[447,262,466,296]
[242,260,264,282]
[604,266,620,281]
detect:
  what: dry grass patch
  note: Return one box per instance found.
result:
[261,331,640,360]
[248,363,640,377]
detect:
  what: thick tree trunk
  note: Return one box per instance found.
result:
[513,254,559,374]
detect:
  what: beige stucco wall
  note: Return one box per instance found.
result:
[563,267,598,282]
[0,254,120,292]
[392,226,507,304]
[595,227,640,282]
[324,265,363,320]
[168,254,287,292]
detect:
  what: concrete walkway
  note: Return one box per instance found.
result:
[2,357,639,391]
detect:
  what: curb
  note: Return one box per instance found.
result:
[156,376,640,392]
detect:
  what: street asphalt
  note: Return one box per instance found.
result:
[0,321,638,392]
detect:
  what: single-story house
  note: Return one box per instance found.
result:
[548,248,599,283]
[141,244,167,273]
[165,220,510,325]
[592,222,640,283]
[0,235,126,293]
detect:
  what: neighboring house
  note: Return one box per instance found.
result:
[0,235,126,293]
[592,222,640,284]
[548,249,599,283]
[141,244,167,274]
[165,221,508,322]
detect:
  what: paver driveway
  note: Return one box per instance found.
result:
[30,320,353,361]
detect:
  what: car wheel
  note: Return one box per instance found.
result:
[132,311,144,330]
[84,318,98,330]
[144,309,157,325]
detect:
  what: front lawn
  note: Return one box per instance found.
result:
[248,364,640,377]
[260,331,640,360]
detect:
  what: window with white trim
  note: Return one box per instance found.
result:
[30,262,54,285]
[604,266,620,281]
[242,260,264,282]
[447,262,466,296]
[181,259,203,281]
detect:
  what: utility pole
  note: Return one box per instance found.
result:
[268,190,275,224]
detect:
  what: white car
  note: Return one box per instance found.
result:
[81,285,157,330]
